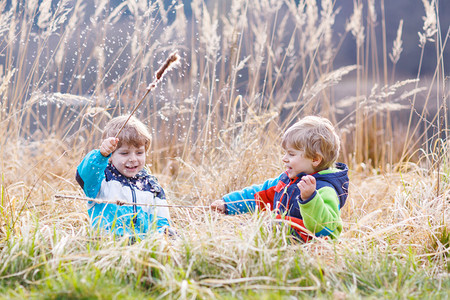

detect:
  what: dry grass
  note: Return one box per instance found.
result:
[0,0,449,298]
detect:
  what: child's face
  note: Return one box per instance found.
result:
[110,143,146,178]
[282,145,321,179]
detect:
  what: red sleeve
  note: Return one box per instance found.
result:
[255,185,276,211]
[255,180,288,211]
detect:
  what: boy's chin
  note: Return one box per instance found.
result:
[121,169,139,177]
[286,170,296,179]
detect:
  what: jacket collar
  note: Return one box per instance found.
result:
[292,162,348,180]
[105,163,147,187]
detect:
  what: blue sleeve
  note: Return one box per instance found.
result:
[156,217,171,232]
[76,150,109,198]
[222,174,282,215]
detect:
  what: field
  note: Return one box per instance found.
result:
[0,0,449,299]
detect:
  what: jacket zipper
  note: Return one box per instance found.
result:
[276,178,297,213]
[130,185,137,226]
[276,184,290,212]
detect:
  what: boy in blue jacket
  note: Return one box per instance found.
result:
[76,115,172,238]
[211,116,349,242]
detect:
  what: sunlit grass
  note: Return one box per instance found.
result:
[0,0,448,298]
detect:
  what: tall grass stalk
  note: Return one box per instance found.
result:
[0,0,448,297]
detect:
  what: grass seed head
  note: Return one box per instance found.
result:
[155,51,181,81]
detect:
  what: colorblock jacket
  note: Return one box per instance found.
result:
[76,149,171,237]
[222,163,349,241]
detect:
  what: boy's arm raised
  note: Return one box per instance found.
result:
[76,138,117,199]
[76,150,109,199]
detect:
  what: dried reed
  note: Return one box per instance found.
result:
[54,194,209,209]
[115,51,180,138]
[0,1,448,297]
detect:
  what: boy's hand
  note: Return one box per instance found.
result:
[100,137,119,157]
[211,199,226,214]
[297,175,316,201]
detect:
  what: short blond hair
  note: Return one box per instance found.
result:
[281,116,340,170]
[102,115,152,151]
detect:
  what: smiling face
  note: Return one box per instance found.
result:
[110,143,146,178]
[282,145,322,179]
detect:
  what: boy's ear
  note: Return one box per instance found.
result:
[312,155,322,167]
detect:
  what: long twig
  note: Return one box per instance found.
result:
[115,51,181,138]
[54,194,209,209]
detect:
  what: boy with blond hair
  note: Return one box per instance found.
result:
[76,115,172,238]
[211,116,349,241]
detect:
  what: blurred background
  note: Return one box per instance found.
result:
[0,0,448,182]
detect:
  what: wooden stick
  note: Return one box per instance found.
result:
[115,51,181,138]
[53,194,209,209]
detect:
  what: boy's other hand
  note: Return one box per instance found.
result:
[297,175,316,201]
[211,199,226,214]
[100,137,119,157]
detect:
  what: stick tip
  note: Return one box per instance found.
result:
[155,51,181,80]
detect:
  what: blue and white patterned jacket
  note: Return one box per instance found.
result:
[76,149,171,237]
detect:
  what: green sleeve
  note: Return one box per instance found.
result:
[299,187,342,238]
